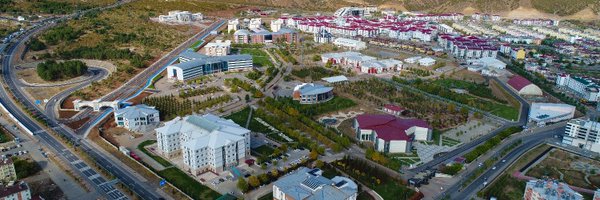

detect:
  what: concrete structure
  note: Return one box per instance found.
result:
[273,167,358,200]
[556,74,600,102]
[524,179,582,200]
[354,114,431,153]
[0,159,16,183]
[562,119,600,154]
[418,57,436,66]
[292,83,334,104]
[382,104,405,116]
[158,11,203,23]
[167,51,252,81]
[507,75,543,96]
[73,99,120,112]
[529,103,576,125]
[333,38,366,50]
[155,114,250,174]
[114,104,160,133]
[203,40,231,56]
[0,182,31,200]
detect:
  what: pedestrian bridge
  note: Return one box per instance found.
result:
[73,99,120,111]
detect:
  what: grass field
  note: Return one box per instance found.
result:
[252,145,275,157]
[157,167,221,200]
[225,107,271,133]
[137,140,173,167]
[240,48,273,67]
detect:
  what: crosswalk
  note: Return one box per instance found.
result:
[64,149,128,200]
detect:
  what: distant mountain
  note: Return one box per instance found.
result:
[223,0,599,17]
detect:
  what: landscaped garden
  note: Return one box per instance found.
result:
[157,167,221,200]
[275,96,357,117]
[240,48,274,67]
[137,140,172,167]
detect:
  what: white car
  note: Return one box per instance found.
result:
[483,181,488,186]
[492,166,496,170]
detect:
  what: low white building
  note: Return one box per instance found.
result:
[203,40,231,56]
[270,19,284,32]
[292,83,334,104]
[563,119,600,154]
[404,56,422,64]
[155,114,250,174]
[273,167,358,200]
[360,59,403,74]
[333,38,367,50]
[418,57,436,66]
[528,103,576,125]
[158,10,203,23]
[114,104,160,133]
[354,114,431,153]
[227,19,240,33]
[469,57,506,69]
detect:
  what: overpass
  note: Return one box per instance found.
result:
[73,99,120,111]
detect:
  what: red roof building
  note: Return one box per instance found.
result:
[383,104,406,116]
[507,75,543,96]
[354,114,431,153]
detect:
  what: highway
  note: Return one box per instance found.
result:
[0,1,166,199]
[447,126,564,199]
[407,76,530,174]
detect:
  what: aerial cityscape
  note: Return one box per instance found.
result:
[1,0,600,200]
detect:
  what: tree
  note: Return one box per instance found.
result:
[258,174,269,184]
[315,160,324,168]
[309,150,319,160]
[237,178,249,192]
[271,169,279,178]
[248,176,260,188]
[312,54,321,62]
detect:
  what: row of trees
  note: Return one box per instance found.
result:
[142,95,232,120]
[55,45,150,68]
[463,126,523,162]
[36,60,88,81]
[224,78,264,98]
[27,38,47,51]
[276,96,356,117]
[254,108,322,153]
[261,97,351,151]
[178,86,222,98]
[237,158,310,192]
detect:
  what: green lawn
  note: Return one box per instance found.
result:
[137,140,173,167]
[240,48,273,67]
[252,145,275,157]
[158,168,221,200]
[224,107,271,133]
[189,40,205,51]
[258,192,273,200]
[147,74,163,89]
[371,182,415,200]
[490,104,520,121]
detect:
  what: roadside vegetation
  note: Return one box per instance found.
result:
[142,95,233,120]
[463,126,523,163]
[36,60,88,81]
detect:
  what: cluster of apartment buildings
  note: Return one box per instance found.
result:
[400,13,464,21]
[512,18,559,26]
[158,10,203,23]
[556,74,600,102]
[0,159,35,200]
[228,18,299,44]
[471,13,501,21]
[437,34,498,60]
[321,51,403,74]
[452,22,499,36]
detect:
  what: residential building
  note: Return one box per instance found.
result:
[204,40,231,56]
[528,103,576,125]
[507,75,543,96]
[511,48,526,60]
[314,29,333,44]
[556,74,600,102]
[0,159,16,183]
[228,19,240,33]
[167,51,252,81]
[563,119,600,153]
[333,38,366,50]
[333,7,376,17]
[233,28,298,44]
[155,114,250,174]
[513,19,559,26]
[382,104,405,116]
[524,179,582,200]
[354,114,431,153]
[114,104,160,132]
[437,34,498,60]
[248,18,262,30]
[418,57,436,66]
[158,11,203,23]
[0,182,31,200]
[273,167,358,200]
[270,19,284,32]
[292,83,334,104]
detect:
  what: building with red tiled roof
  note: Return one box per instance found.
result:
[354,114,431,153]
[0,182,31,200]
[507,75,543,96]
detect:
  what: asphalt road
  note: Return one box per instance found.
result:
[408,76,530,174]
[448,126,564,199]
[0,1,164,199]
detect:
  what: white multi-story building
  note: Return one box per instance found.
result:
[155,113,250,174]
[227,19,240,33]
[248,18,262,30]
[333,38,366,50]
[114,104,160,133]
[270,19,284,32]
[167,51,253,81]
[203,40,231,56]
[273,167,358,200]
[158,11,203,23]
[556,74,600,102]
[563,119,600,153]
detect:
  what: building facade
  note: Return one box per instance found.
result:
[114,104,160,132]
[563,119,600,153]
[292,83,334,104]
[273,167,358,200]
[204,40,231,56]
[556,74,600,102]
[354,114,431,153]
[529,103,576,125]
[155,114,250,174]
[167,51,253,81]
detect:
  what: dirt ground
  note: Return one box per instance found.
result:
[58,110,79,119]
[61,96,77,109]
[127,91,153,105]
[24,86,71,103]
[448,69,486,83]
[525,149,600,189]
[65,117,90,130]
[26,177,65,200]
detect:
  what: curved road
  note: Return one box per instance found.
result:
[1,1,164,200]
